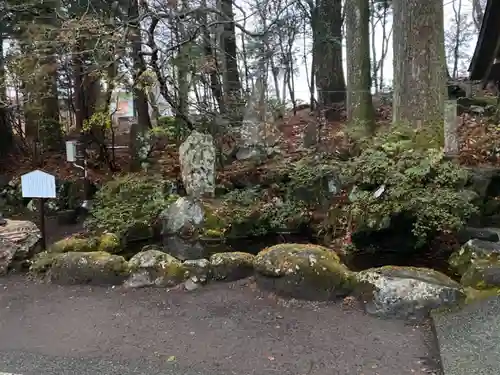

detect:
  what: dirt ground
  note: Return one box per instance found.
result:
[0,275,442,375]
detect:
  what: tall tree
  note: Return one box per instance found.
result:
[345,0,374,130]
[220,0,242,123]
[0,20,13,158]
[392,0,446,133]
[312,0,346,108]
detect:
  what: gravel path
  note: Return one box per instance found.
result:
[0,275,442,375]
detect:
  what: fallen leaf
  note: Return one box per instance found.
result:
[167,355,176,362]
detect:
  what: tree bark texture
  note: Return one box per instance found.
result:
[345,0,375,130]
[313,0,346,107]
[392,0,447,131]
[220,0,242,123]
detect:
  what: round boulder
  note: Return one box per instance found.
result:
[253,243,355,300]
[354,266,465,320]
[125,249,187,288]
[209,252,255,281]
[35,251,129,285]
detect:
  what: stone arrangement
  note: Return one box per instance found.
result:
[21,233,482,322]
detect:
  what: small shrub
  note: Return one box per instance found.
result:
[39,119,64,151]
[155,116,190,142]
[84,174,178,237]
[342,124,478,246]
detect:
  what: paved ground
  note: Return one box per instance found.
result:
[0,275,442,375]
[433,296,500,375]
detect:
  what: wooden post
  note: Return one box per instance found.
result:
[39,198,47,250]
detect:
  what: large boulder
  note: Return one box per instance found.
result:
[210,252,255,281]
[31,251,129,285]
[353,266,465,320]
[125,248,187,288]
[0,219,41,273]
[179,130,216,198]
[460,259,500,289]
[449,239,500,275]
[253,243,356,300]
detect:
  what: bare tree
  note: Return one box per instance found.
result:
[471,0,486,32]
[445,0,474,79]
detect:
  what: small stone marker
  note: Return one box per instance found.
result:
[21,170,56,250]
[444,99,459,159]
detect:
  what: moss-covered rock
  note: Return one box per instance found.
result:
[183,258,211,282]
[97,232,121,254]
[48,235,98,253]
[353,266,465,320]
[253,243,355,300]
[29,251,60,276]
[209,252,254,281]
[461,259,500,289]
[449,239,500,275]
[161,191,308,241]
[125,249,187,288]
[34,251,129,285]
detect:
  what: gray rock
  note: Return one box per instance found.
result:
[450,239,500,275]
[461,259,500,289]
[163,236,205,261]
[179,130,216,198]
[457,227,500,244]
[0,219,41,273]
[161,197,204,235]
[126,249,187,287]
[210,252,255,281]
[123,269,152,288]
[183,258,210,282]
[0,237,20,275]
[354,266,465,320]
[47,252,129,285]
[466,166,500,199]
[184,276,201,291]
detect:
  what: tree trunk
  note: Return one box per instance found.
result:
[313,0,346,107]
[345,0,375,131]
[0,28,12,158]
[220,0,242,124]
[392,0,446,135]
[130,0,151,131]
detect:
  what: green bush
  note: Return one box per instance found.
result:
[154,116,190,142]
[84,174,178,237]
[342,124,478,246]
[39,119,64,151]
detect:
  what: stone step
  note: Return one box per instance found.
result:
[432,296,500,375]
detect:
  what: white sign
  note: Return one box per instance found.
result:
[66,140,77,162]
[21,170,56,198]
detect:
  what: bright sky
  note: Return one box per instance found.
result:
[245,0,479,102]
[3,0,480,108]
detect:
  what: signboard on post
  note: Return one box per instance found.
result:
[21,170,56,250]
[21,170,56,199]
